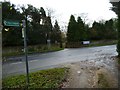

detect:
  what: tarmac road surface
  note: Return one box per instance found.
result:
[3,45,117,77]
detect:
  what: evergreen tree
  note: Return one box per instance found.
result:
[2,1,23,46]
[2,1,54,45]
[2,1,62,46]
[23,4,44,44]
[67,15,77,42]
[77,16,85,41]
[40,7,46,25]
[91,21,99,40]
[90,19,117,40]
[52,20,61,43]
[104,19,117,39]
[40,7,46,17]
[111,1,120,56]
[44,16,53,41]
[91,21,105,40]
[52,20,62,47]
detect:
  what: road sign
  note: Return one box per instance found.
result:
[3,20,20,27]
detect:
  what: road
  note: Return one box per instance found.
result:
[3,45,117,77]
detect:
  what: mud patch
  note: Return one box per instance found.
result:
[96,68,117,88]
[61,56,118,88]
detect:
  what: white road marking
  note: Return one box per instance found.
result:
[11,60,39,64]
[63,49,69,51]
[29,60,38,62]
[11,62,22,65]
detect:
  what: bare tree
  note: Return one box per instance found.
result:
[46,8,55,18]
[79,13,88,23]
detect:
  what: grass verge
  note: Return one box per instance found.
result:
[89,40,117,47]
[98,73,110,88]
[2,68,69,89]
[117,56,120,65]
[3,44,64,58]
[66,40,117,48]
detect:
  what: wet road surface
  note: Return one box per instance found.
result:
[3,45,117,77]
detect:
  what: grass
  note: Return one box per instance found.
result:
[2,44,64,58]
[98,73,110,88]
[116,56,120,65]
[114,56,120,69]
[118,58,120,65]
[116,56,120,71]
[89,40,117,47]
[3,40,117,57]
[66,40,117,48]
[2,68,69,89]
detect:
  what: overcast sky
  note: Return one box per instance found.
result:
[4,0,117,29]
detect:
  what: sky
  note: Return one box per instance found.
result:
[3,0,117,30]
